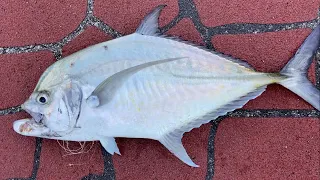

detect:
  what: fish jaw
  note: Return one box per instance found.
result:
[13,118,97,141]
[13,119,55,138]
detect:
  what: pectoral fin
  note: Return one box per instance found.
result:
[86,57,187,107]
[100,137,121,155]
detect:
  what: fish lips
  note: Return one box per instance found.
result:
[13,104,48,137]
[13,119,63,138]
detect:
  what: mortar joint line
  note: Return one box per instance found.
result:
[86,0,94,16]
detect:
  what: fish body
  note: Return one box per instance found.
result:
[13,5,320,167]
[37,34,273,137]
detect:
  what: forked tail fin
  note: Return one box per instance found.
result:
[279,25,320,111]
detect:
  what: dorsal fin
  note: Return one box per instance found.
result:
[158,34,255,70]
[136,5,166,35]
[136,5,254,70]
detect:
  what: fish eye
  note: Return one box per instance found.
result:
[39,97,46,103]
[36,91,50,105]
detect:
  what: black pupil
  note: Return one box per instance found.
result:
[39,97,46,103]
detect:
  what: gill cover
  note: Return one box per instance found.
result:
[46,81,82,135]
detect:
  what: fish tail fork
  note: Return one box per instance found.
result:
[278,25,320,111]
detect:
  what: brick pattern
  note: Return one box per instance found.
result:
[0,0,319,179]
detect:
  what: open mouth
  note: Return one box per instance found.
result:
[13,107,48,136]
[24,109,44,124]
[13,108,63,138]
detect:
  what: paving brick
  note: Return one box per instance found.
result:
[0,0,87,46]
[195,0,319,27]
[0,113,35,179]
[166,18,204,45]
[214,117,320,179]
[212,28,316,109]
[37,140,104,180]
[62,26,112,57]
[0,0,319,179]
[0,52,56,109]
[113,124,211,180]
[95,0,179,35]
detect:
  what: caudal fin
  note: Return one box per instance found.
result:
[279,25,320,111]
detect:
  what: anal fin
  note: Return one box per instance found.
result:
[159,132,199,167]
[158,85,267,167]
[181,85,267,134]
[100,137,121,155]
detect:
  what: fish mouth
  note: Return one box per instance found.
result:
[24,109,44,124]
[13,105,53,137]
[13,119,62,138]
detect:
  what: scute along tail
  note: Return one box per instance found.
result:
[279,25,320,111]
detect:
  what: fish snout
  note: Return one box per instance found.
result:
[21,103,25,110]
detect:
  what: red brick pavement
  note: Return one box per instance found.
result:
[0,0,319,179]
[0,0,87,46]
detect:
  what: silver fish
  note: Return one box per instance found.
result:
[13,5,320,167]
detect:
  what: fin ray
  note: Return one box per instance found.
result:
[281,25,320,75]
[159,132,199,167]
[158,34,255,70]
[182,85,266,133]
[136,5,166,35]
[159,86,266,167]
[136,5,254,70]
[100,137,121,155]
[279,25,320,111]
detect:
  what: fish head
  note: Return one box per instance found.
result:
[13,80,83,139]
